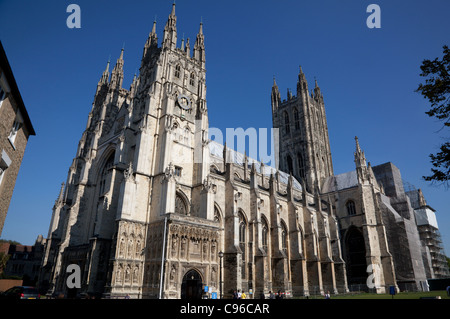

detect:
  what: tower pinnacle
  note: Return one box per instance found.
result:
[163,3,177,49]
[110,48,124,89]
[194,21,205,62]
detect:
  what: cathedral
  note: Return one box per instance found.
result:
[38,4,448,298]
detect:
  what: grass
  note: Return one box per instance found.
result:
[301,290,450,299]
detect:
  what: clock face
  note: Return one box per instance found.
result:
[177,94,191,110]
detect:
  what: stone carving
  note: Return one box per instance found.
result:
[124,161,134,181]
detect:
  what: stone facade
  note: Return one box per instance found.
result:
[39,4,446,298]
[0,41,35,236]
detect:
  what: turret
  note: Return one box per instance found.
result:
[99,59,110,85]
[271,77,281,113]
[95,59,110,95]
[193,22,205,63]
[354,136,370,185]
[354,136,367,169]
[313,79,322,100]
[110,48,124,90]
[163,3,177,50]
[142,19,158,62]
[296,66,308,96]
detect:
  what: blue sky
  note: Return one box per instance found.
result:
[0,0,449,257]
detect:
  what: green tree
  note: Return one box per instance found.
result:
[416,45,450,185]
[0,252,10,276]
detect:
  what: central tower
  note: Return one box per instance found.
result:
[271,67,333,193]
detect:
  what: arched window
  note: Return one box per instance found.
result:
[294,108,300,130]
[287,155,293,174]
[175,193,188,215]
[281,221,288,254]
[346,200,356,216]
[99,152,115,195]
[298,153,306,180]
[174,65,181,78]
[238,211,247,278]
[262,217,269,252]
[189,72,195,86]
[284,111,290,134]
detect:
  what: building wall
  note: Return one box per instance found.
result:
[0,42,34,235]
[0,74,32,235]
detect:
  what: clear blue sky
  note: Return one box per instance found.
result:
[0,0,449,256]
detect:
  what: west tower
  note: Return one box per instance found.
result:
[40,4,218,299]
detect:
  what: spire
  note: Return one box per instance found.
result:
[163,3,177,50]
[152,18,157,34]
[354,136,367,170]
[170,1,176,16]
[354,136,374,185]
[142,19,158,63]
[149,19,158,45]
[314,77,322,99]
[199,20,203,35]
[194,21,205,62]
[99,59,110,84]
[354,136,366,165]
[110,48,124,89]
[55,182,65,206]
[271,76,281,112]
[297,65,308,94]
[185,37,191,56]
[130,72,138,96]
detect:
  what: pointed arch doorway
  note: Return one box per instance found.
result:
[345,227,367,286]
[181,269,203,299]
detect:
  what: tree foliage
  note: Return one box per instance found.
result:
[416,45,450,185]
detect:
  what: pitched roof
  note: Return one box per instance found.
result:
[0,41,35,136]
[321,170,358,193]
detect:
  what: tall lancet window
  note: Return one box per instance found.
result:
[175,64,181,78]
[262,217,269,252]
[287,155,293,174]
[99,152,115,196]
[294,108,300,130]
[281,221,288,254]
[298,153,306,180]
[238,211,247,278]
[284,111,290,134]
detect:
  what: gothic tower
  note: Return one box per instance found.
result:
[271,67,333,193]
[40,4,217,299]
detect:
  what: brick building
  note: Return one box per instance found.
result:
[0,235,46,287]
[0,40,35,235]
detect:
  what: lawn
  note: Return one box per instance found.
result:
[309,290,450,299]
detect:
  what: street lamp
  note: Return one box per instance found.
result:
[218,251,223,299]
